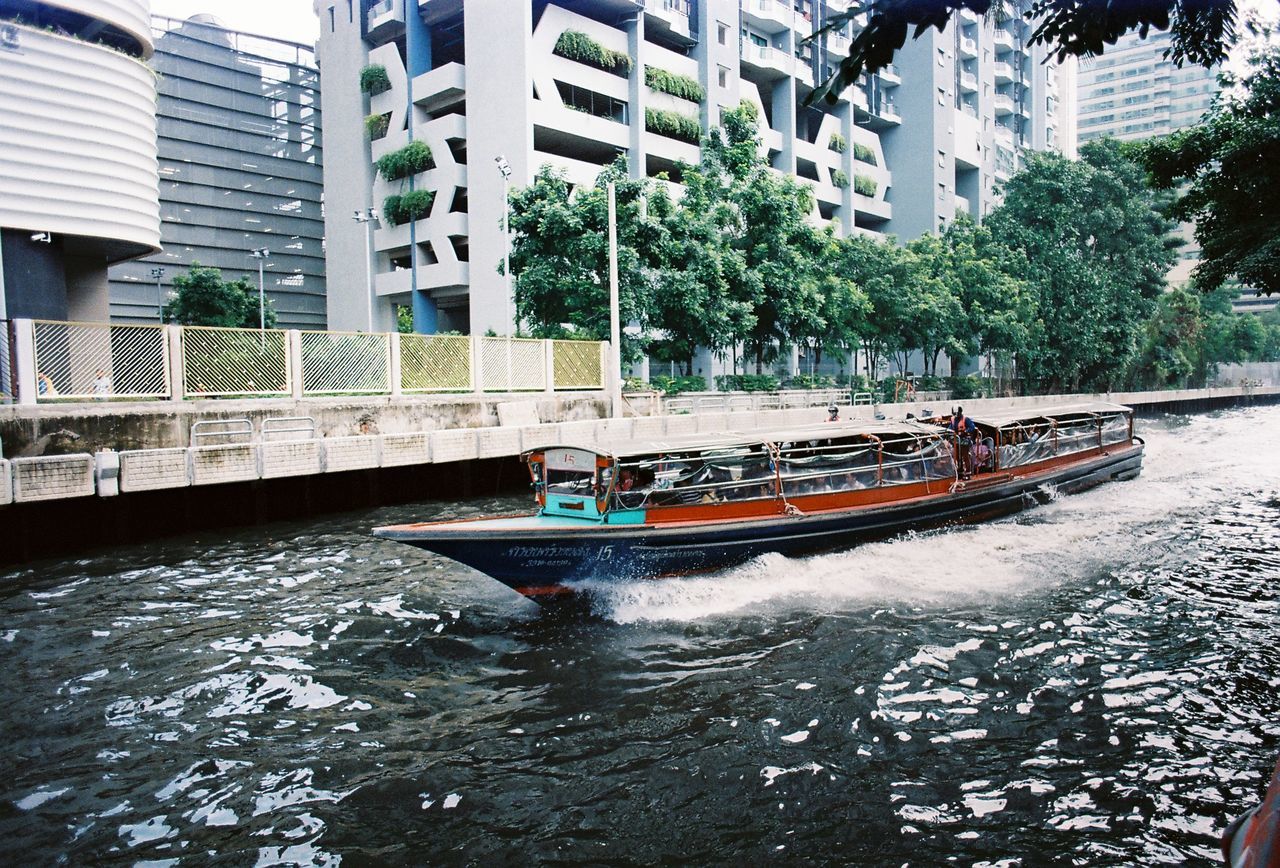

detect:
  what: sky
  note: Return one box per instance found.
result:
[151,0,320,46]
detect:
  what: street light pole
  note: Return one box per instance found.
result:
[150,266,165,321]
[249,247,269,347]
[495,156,513,391]
[607,180,621,419]
[352,208,378,331]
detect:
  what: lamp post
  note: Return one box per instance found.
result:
[150,266,165,321]
[607,181,621,418]
[352,208,378,332]
[249,247,269,347]
[495,155,513,391]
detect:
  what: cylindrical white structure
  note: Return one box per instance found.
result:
[0,0,159,322]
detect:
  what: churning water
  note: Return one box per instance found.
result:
[1,407,1277,865]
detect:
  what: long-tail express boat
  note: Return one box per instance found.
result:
[374,402,1143,603]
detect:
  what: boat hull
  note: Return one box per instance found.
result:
[375,443,1144,602]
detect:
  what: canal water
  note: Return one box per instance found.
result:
[1,407,1277,865]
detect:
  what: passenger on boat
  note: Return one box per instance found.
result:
[951,407,978,478]
[827,404,840,422]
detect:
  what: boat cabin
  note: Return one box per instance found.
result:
[524,421,960,524]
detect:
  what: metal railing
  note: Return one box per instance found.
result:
[31,320,169,401]
[18,319,607,404]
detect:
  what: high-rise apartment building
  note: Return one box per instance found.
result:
[108,15,325,328]
[315,0,1069,336]
[0,0,160,324]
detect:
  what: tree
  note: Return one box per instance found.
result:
[985,140,1178,392]
[1142,38,1280,296]
[939,215,1030,379]
[809,0,1237,106]
[163,263,278,329]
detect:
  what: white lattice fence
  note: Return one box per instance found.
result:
[301,331,390,395]
[0,323,11,399]
[182,326,289,397]
[480,337,546,391]
[32,320,169,401]
[552,340,604,389]
[400,333,472,392]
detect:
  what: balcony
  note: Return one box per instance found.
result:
[366,0,404,42]
[878,64,900,86]
[827,30,851,56]
[993,61,1013,83]
[993,28,1014,51]
[959,36,977,58]
[741,0,791,33]
[958,7,978,23]
[645,0,694,45]
[741,41,789,78]
[993,94,1014,115]
[959,71,977,92]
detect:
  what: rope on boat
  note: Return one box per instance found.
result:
[767,442,806,518]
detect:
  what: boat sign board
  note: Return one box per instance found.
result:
[544,448,598,472]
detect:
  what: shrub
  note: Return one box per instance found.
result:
[376,140,434,181]
[853,174,877,197]
[947,375,986,400]
[359,64,390,95]
[365,112,390,140]
[852,142,877,165]
[848,374,871,393]
[553,30,632,76]
[623,376,648,391]
[828,132,846,153]
[650,374,706,394]
[645,107,700,143]
[916,375,943,391]
[382,189,435,225]
[715,374,779,392]
[831,169,849,189]
[645,66,705,102]
[785,374,836,390]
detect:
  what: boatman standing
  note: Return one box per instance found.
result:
[951,406,978,478]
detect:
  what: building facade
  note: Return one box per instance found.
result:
[107,15,325,328]
[315,0,1069,337]
[0,0,160,324]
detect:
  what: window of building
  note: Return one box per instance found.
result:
[327,6,334,31]
[718,65,729,88]
[718,22,728,44]
[347,0,352,22]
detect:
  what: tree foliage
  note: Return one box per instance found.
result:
[163,263,278,329]
[984,140,1178,392]
[1142,38,1280,296]
[809,0,1237,106]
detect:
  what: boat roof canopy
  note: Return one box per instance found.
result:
[529,420,948,462]
[960,402,1133,428]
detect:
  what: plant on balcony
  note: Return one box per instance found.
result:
[644,66,704,102]
[831,168,849,188]
[852,142,877,165]
[645,107,700,144]
[359,64,390,95]
[853,173,877,197]
[365,112,390,140]
[376,140,434,181]
[382,189,435,225]
[553,30,632,77]
[828,132,846,153]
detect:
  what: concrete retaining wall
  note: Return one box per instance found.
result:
[120,448,189,493]
[12,454,95,502]
[0,460,10,505]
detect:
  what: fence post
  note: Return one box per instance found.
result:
[470,335,484,393]
[13,318,36,405]
[287,330,303,399]
[164,325,185,401]
[599,340,609,392]
[389,332,402,398]
[543,339,555,393]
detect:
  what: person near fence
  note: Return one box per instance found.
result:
[92,369,111,400]
[827,404,840,422]
[36,372,57,397]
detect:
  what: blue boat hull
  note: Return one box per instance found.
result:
[376,445,1143,602]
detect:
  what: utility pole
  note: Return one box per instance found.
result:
[496,155,513,391]
[249,247,269,347]
[352,208,378,331]
[150,266,165,321]
[607,181,621,418]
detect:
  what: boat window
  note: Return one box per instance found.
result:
[546,467,596,496]
[1100,414,1131,445]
